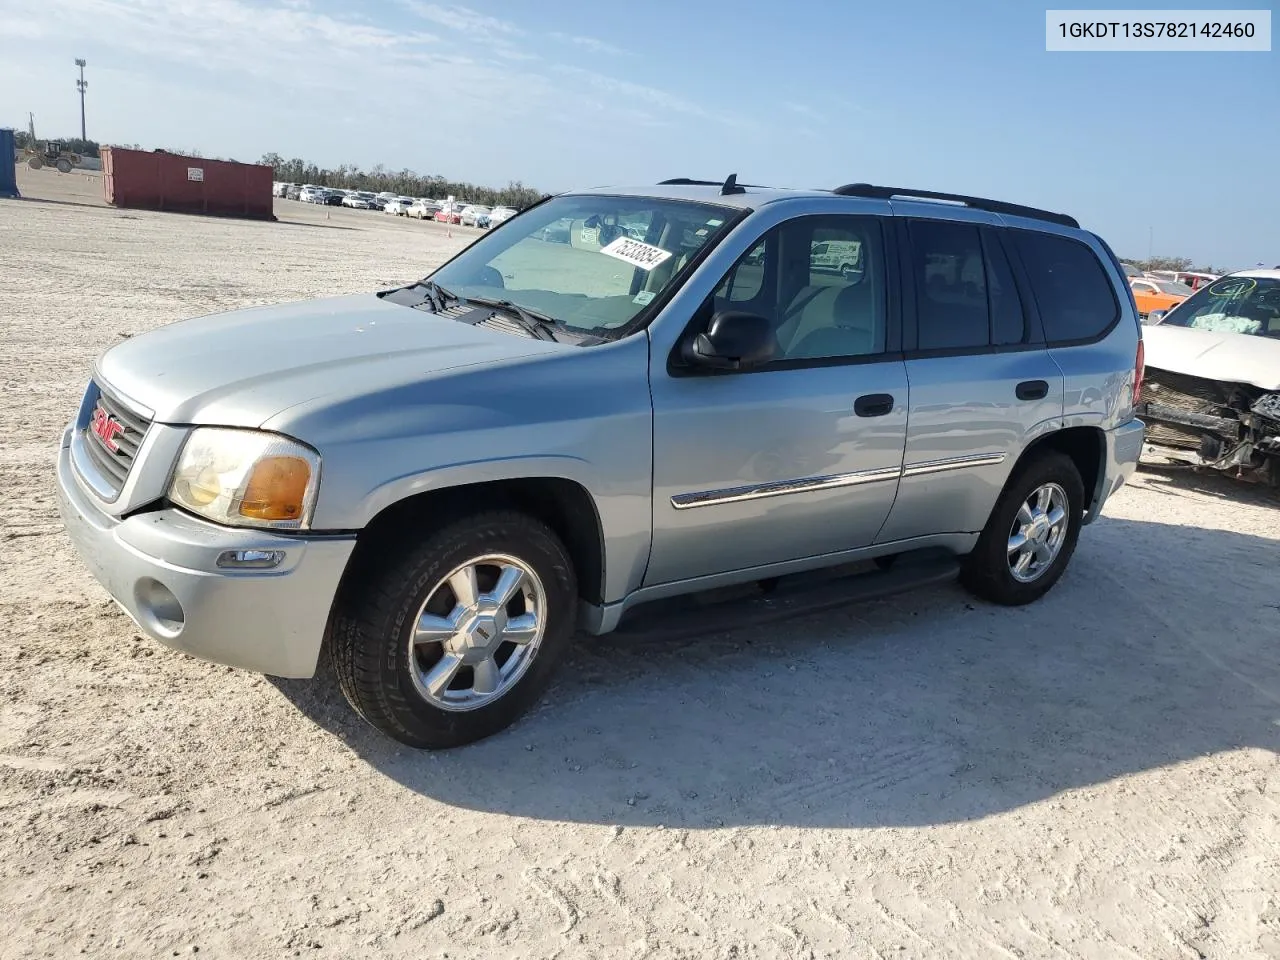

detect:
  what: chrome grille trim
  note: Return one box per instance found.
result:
[79,382,153,497]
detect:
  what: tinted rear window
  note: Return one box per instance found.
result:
[1010,231,1118,344]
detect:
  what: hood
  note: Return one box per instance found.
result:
[1143,323,1280,391]
[96,294,558,425]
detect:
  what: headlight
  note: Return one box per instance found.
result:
[169,428,321,530]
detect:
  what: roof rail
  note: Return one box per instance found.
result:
[658,173,757,195]
[830,182,1079,229]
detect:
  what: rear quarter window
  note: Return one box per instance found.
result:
[1010,231,1119,344]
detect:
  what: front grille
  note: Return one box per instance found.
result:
[81,384,152,495]
[1140,368,1241,451]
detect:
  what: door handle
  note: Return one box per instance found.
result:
[1015,380,1049,401]
[854,393,894,417]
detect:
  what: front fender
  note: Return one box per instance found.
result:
[347,453,651,605]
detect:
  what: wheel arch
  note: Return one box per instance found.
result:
[340,476,607,607]
[1006,426,1106,520]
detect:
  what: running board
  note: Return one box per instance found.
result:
[607,548,961,643]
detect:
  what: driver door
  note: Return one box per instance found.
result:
[644,214,909,587]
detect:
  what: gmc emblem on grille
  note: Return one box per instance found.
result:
[90,406,126,453]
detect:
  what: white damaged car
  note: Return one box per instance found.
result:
[1137,269,1280,486]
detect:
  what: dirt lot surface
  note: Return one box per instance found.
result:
[2,167,1279,960]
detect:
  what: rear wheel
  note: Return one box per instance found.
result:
[56,158,72,174]
[960,451,1084,605]
[330,511,578,748]
[27,156,42,170]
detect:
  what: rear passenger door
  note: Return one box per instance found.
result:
[1005,228,1130,439]
[875,216,1064,544]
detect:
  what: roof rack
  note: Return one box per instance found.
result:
[830,182,1079,229]
[659,173,752,196]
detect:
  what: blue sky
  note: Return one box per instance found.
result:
[1,0,1275,267]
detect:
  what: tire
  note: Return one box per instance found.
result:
[27,156,42,170]
[960,450,1084,606]
[56,158,72,174]
[330,511,578,748]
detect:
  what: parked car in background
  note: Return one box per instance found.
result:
[285,184,303,200]
[321,189,345,206]
[383,197,416,215]
[1130,277,1193,319]
[434,203,466,224]
[460,205,491,228]
[407,199,441,220]
[342,191,381,210]
[1138,270,1280,485]
[55,178,1145,749]
[1172,271,1220,292]
[298,186,323,203]
[487,206,518,228]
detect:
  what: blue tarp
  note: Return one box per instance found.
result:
[0,129,19,198]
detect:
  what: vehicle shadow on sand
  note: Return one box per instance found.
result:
[1136,462,1280,507]
[271,511,1280,829]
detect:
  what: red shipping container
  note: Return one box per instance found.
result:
[101,147,275,221]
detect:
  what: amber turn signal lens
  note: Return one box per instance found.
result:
[239,456,311,521]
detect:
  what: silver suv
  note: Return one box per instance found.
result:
[55,176,1146,748]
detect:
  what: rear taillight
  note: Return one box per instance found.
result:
[1133,337,1145,409]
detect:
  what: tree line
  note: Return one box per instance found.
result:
[260,153,546,209]
[1123,255,1237,276]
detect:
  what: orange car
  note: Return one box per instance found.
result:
[1129,277,1193,317]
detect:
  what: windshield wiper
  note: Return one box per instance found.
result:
[413,279,459,312]
[463,296,561,342]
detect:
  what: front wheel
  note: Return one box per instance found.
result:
[960,450,1084,605]
[330,511,578,748]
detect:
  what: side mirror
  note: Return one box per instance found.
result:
[1146,310,1166,324]
[683,311,776,370]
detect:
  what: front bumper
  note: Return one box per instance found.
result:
[55,426,357,678]
[1087,416,1145,523]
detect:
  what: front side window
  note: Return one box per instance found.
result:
[1158,275,1280,337]
[708,215,887,362]
[427,195,737,338]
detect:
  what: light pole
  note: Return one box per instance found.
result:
[75,59,87,141]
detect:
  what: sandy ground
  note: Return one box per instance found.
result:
[2,167,1279,960]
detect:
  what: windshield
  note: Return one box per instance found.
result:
[426,194,739,337]
[1140,280,1193,296]
[1157,275,1280,337]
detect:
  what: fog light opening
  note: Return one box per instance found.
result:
[216,549,285,570]
[134,578,185,638]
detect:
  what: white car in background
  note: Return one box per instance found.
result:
[383,197,416,215]
[1137,270,1280,487]
[298,186,324,203]
[487,206,518,227]
[460,205,491,227]
[342,191,380,210]
[407,199,440,220]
